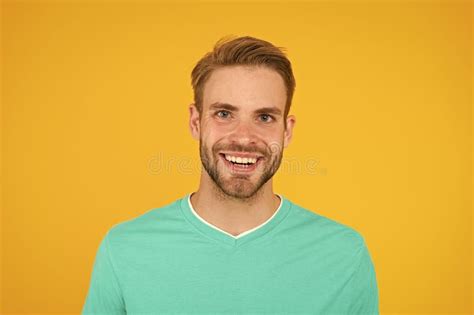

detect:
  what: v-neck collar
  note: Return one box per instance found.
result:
[179,192,292,248]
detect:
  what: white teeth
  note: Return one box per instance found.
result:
[224,154,258,164]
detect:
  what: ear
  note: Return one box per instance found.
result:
[189,103,201,140]
[283,115,296,148]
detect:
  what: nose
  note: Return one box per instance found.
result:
[228,119,258,146]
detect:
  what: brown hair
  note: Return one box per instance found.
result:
[191,35,296,119]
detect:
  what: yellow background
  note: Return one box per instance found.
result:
[1,0,472,314]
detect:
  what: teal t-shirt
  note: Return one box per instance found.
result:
[82,194,379,314]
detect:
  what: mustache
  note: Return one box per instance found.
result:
[212,142,281,157]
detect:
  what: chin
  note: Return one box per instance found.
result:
[220,180,262,199]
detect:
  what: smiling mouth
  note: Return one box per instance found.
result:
[218,153,264,173]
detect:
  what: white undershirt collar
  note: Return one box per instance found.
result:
[187,193,283,239]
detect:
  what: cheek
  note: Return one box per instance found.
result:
[202,118,233,135]
[262,131,286,154]
[200,131,220,153]
[202,124,238,147]
[211,120,238,134]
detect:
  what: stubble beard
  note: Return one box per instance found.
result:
[199,139,283,201]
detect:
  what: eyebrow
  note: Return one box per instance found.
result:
[208,102,282,116]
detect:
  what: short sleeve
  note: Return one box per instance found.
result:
[82,231,126,314]
[348,239,380,314]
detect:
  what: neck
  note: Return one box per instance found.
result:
[190,172,281,237]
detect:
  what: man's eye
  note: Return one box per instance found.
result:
[216,110,231,119]
[259,114,274,123]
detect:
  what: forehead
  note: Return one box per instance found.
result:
[202,65,287,111]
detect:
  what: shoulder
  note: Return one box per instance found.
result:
[286,199,366,253]
[105,196,184,245]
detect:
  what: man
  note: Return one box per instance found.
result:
[82,36,379,314]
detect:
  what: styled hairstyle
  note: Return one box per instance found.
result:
[191,35,296,120]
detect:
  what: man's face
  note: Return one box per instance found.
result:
[189,65,295,200]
